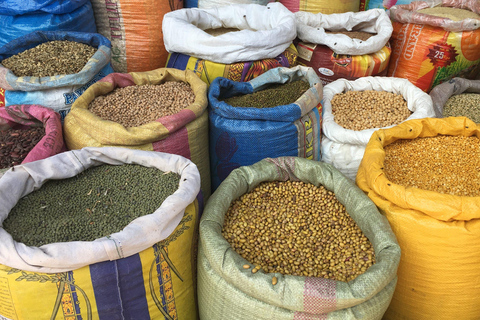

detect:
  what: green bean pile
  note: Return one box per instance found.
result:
[223,80,310,108]
[3,164,181,247]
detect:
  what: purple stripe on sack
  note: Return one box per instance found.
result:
[90,253,149,319]
[297,277,337,317]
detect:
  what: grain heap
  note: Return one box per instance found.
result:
[331,90,412,131]
[0,127,45,169]
[3,164,180,246]
[203,27,243,36]
[88,82,195,127]
[1,40,96,77]
[223,80,310,108]
[324,30,376,41]
[443,93,480,123]
[384,135,480,197]
[417,7,480,21]
[222,180,376,282]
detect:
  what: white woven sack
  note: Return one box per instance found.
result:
[162,2,296,64]
[295,9,393,55]
[323,76,434,145]
[321,135,365,181]
[321,76,435,180]
[0,147,201,273]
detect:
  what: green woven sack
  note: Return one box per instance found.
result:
[198,157,400,319]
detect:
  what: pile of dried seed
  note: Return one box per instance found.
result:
[1,40,96,77]
[384,135,480,197]
[0,127,45,169]
[222,180,376,282]
[331,90,412,131]
[223,80,310,108]
[417,7,480,21]
[443,93,480,123]
[88,82,195,127]
[204,27,243,36]
[3,164,181,247]
[325,30,376,41]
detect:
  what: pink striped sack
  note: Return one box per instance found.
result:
[63,68,211,200]
[0,104,65,166]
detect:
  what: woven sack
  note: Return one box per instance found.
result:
[198,156,400,320]
[63,68,211,200]
[0,147,201,320]
[357,116,480,320]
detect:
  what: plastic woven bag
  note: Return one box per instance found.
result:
[0,104,65,166]
[429,77,480,118]
[0,31,114,120]
[387,0,480,92]
[63,68,211,200]
[321,76,435,180]
[198,156,401,320]
[357,116,480,320]
[0,147,201,320]
[295,9,393,84]
[0,0,96,48]
[90,0,183,73]
[163,3,296,65]
[208,66,323,191]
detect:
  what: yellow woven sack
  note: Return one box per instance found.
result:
[64,67,211,200]
[0,201,200,320]
[356,116,480,320]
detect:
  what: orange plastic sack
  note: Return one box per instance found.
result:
[90,0,183,72]
[387,0,480,92]
[357,116,480,320]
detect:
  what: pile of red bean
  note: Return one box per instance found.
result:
[0,127,45,169]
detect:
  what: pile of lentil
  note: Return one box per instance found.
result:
[417,7,480,21]
[1,40,96,77]
[223,80,310,109]
[384,135,480,197]
[222,180,376,282]
[325,30,376,41]
[331,90,412,131]
[204,27,243,36]
[3,164,181,247]
[0,127,45,169]
[443,93,480,123]
[88,82,195,127]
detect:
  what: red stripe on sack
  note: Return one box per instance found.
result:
[156,109,197,132]
[293,277,337,319]
[0,88,5,107]
[152,126,191,159]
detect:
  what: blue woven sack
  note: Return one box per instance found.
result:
[0,0,96,48]
[208,66,323,191]
[0,31,113,120]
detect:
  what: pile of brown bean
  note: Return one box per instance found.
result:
[384,135,480,197]
[325,30,376,41]
[222,180,376,282]
[443,93,480,123]
[331,90,412,131]
[1,40,96,77]
[0,127,45,169]
[88,82,195,127]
